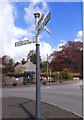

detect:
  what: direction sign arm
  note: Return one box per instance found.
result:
[43,26,51,34]
[36,13,44,28]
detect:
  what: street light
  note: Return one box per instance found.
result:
[34,10,41,119]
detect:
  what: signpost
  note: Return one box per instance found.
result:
[15,10,51,119]
[34,10,51,119]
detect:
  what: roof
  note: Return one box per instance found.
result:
[14,59,36,73]
[23,59,36,72]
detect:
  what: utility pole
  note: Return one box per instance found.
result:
[50,69,51,82]
[47,54,49,82]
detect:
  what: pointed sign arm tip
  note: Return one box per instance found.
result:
[43,26,51,34]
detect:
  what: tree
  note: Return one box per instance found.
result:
[50,41,83,77]
[2,55,14,74]
[21,58,27,65]
[30,52,37,64]
[2,55,10,66]
[27,50,36,64]
[9,59,14,66]
[14,61,19,67]
[40,61,47,73]
[27,50,41,64]
[27,50,35,58]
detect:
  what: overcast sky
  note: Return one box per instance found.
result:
[0,0,82,62]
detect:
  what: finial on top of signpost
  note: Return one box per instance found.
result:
[34,10,40,18]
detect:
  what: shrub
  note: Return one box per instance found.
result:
[61,68,73,80]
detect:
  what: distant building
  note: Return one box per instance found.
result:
[14,58,36,73]
[14,59,36,84]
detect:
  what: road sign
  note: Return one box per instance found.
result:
[41,12,50,28]
[15,40,30,47]
[37,14,44,28]
[37,12,51,34]
[44,26,51,34]
[15,39,36,47]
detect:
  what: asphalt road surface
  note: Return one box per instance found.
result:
[2,80,83,117]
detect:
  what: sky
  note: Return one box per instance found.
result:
[0,0,82,62]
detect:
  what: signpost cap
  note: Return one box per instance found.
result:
[34,10,40,18]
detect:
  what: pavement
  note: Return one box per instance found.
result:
[1,97,83,120]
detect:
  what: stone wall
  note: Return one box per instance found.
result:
[2,75,23,86]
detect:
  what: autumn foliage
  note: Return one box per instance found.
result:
[49,41,83,78]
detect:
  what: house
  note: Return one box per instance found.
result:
[14,59,36,84]
[14,59,36,73]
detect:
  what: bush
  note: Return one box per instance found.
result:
[14,73,23,77]
[6,72,14,77]
[61,68,73,80]
[51,72,62,81]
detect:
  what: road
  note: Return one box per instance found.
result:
[1,80,83,117]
